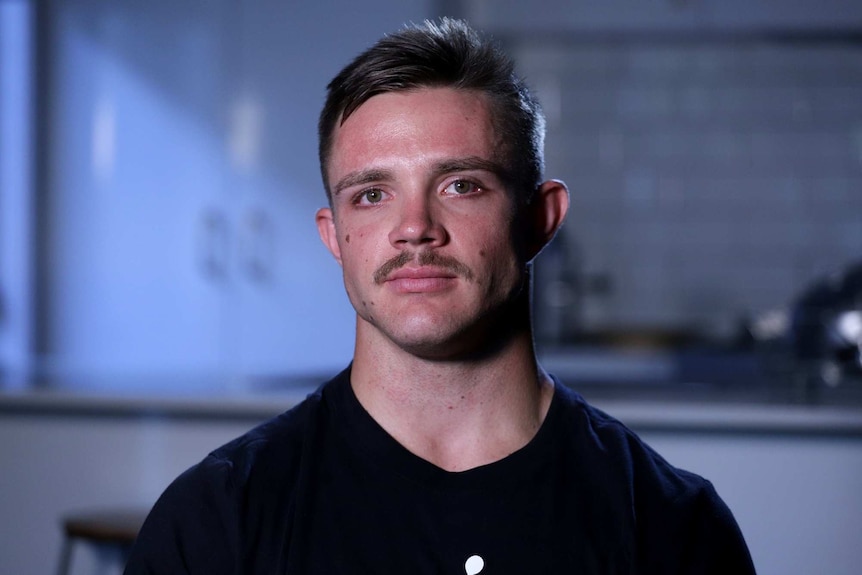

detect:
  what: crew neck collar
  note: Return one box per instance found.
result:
[323,365,561,490]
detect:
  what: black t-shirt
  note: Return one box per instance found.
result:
[124,366,755,574]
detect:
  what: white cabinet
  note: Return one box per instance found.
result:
[41,0,432,381]
[0,1,36,383]
[45,0,232,377]
[222,0,430,377]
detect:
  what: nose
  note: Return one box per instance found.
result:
[388,193,448,248]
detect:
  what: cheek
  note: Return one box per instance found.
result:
[339,227,378,275]
[474,237,519,281]
[475,224,515,258]
[481,229,524,280]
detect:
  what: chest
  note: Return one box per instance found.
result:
[274,450,634,575]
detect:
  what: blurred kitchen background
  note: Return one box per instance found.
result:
[1,0,861,574]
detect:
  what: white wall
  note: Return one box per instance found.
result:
[0,411,256,575]
[643,430,862,575]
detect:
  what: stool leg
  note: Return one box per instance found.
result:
[93,543,124,575]
[56,536,74,575]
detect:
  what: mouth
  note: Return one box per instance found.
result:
[383,267,460,293]
[374,251,474,294]
[386,267,459,281]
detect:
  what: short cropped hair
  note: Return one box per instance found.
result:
[318,18,546,205]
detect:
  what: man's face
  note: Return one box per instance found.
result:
[316,87,529,359]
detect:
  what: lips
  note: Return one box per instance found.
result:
[386,267,459,281]
[383,267,460,293]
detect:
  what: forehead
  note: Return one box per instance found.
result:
[328,88,501,185]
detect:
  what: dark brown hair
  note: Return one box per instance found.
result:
[318,18,545,204]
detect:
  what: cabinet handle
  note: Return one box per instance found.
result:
[239,209,274,283]
[197,208,230,281]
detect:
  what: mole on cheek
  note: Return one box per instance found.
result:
[479,250,486,257]
[345,234,350,243]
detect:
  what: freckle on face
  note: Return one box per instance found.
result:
[345,234,350,243]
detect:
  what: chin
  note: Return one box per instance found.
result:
[386,316,513,362]
[389,328,466,359]
[358,288,529,360]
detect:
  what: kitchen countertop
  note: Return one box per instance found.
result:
[3,385,862,434]
[2,361,862,435]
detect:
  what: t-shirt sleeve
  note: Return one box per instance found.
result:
[677,480,757,575]
[124,454,240,575]
[638,471,756,574]
[623,432,756,574]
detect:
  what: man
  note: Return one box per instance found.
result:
[125,18,755,574]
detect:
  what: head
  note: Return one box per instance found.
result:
[315,20,568,361]
[318,18,546,206]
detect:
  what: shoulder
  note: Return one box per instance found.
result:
[550,380,707,494]
[550,380,755,573]
[125,369,348,574]
[183,369,349,499]
[206,382,329,481]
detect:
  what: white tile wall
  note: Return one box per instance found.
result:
[522,40,862,339]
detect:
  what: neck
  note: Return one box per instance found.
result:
[350,308,553,472]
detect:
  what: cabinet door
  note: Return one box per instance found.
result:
[225,0,433,380]
[44,0,233,379]
[0,1,36,382]
[43,0,435,383]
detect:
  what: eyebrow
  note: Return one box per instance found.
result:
[333,156,507,197]
[333,168,393,197]
[430,156,507,180]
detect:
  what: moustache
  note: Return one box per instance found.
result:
[373,251,475,285]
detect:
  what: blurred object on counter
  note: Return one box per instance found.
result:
[534,223,619,346]
[534,222,584,344]
[792,260,862,389]
[746,259,862,395]
[565,326,705,351]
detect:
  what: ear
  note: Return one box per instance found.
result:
[527,179,569,260]
[315,207,343,266]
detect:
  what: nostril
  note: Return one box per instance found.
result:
[389,199,448,247]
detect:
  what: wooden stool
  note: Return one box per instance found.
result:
[57,509,148,575]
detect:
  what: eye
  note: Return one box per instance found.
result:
[356,188,387,205]
[444,179,481,196]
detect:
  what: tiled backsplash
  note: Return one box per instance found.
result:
[520,40,862,342]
